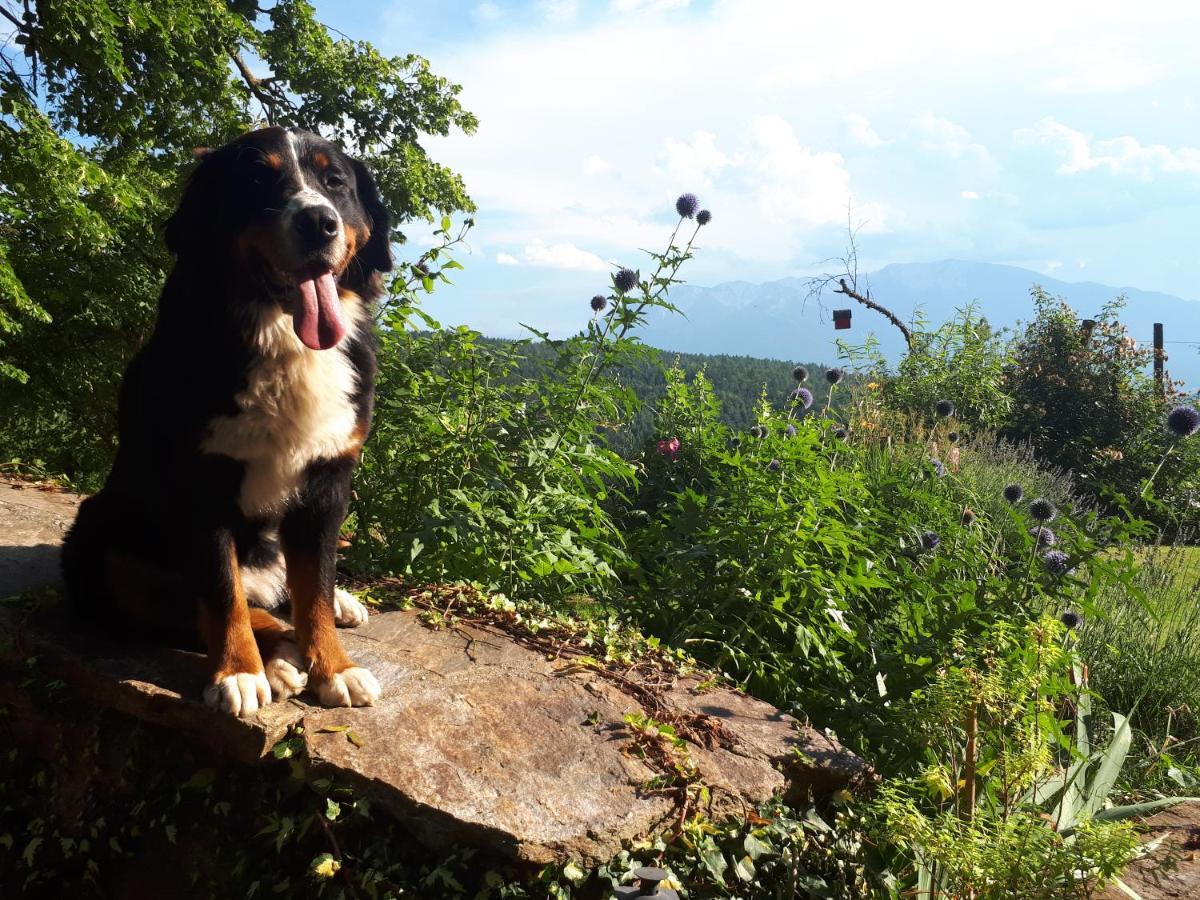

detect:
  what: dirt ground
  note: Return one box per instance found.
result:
[0,476,82,597]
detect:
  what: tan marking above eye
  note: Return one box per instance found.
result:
[263,152,283,170]
[312,151,330,169]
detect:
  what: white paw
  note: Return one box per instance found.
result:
[315,666,381,708]
[264,642,308,701]
[333,588,369,628]
[203,672,272,718]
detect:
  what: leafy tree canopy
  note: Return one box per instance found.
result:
[0,0,476,481]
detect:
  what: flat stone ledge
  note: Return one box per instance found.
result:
[2,602,870,865]
[0,477,871,866]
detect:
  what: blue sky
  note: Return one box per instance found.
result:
[316,0,1200,338]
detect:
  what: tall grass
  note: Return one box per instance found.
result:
[1082,542,1200,764]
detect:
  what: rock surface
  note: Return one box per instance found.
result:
[0,478,870,866]
[0,478,81,597]
[1097,802,1200,900]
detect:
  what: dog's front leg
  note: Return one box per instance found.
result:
[195,528,272,717]
[280,457,380,708]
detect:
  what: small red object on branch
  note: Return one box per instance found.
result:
[833,308,852,330]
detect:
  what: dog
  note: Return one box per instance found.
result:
[61,126,391,717]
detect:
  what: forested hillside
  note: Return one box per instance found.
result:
[479,336,852,449]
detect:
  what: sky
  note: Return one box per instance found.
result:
[317,0,1200,339]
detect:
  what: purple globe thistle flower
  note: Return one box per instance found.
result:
[1029,498,1057,522]
[749,425,766,439]
[920,530,941,552]
[1060,610,1082,629]
[825,368,845,385]
[1003,483,1024,504]
[792,365,810,383]
[768,458,781,472]
[833,426,848,440]
[785,424,797,437]
[790,387,814,410]
[697,209,712,226]
[948,430,960,443]
[675,192,700,219]
[930,458,947,477]
[961,507,976,526]
[614,268,638,294]
[1028,526,1058,547]
[936,399,956,418]
[1043,550,1072,576]
[1166,404,1200,439]
[590,294,607,313]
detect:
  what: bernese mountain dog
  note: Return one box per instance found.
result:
[61,127,392,717]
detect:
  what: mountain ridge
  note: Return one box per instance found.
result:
[640,260,1200,385]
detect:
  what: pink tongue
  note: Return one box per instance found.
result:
[294,271,346,350]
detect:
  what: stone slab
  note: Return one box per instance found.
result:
[0,477,871,866]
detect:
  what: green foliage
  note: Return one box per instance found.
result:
[870,618,1143,899]
[1000,290,1200,529]
[0,0,475,485]
[348,213,709,603]
[621,367,1144,769]
[877,305,1013,431]
[1083,544,1200,783]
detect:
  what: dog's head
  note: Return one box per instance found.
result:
[165,127,392,351]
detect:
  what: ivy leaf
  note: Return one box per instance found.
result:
[310,853,340,879]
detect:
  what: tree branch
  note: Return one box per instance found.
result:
[0,5,24,31]
[835,277,913,348]
[803,205,914,349]
[229,49,276,125]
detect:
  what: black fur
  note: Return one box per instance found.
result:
[62,127,391,666]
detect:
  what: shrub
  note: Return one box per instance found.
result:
[867,305,1013,432]
[1001,290,1200,531]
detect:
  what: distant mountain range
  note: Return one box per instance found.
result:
[641,260,1200,387]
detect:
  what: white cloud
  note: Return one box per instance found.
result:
[523,239,609,271]
[910,112,993,166]
[537,0,578,23]
[1014,117,1200,178]
[1045,259,1063,271]
[657,131,729,188]
[744,115,856,228]
[845,113,885,148]
[473,2,502,23]
[612,0,690,10]
[495,252,519,265]
[1046,46,1164,94]
[390,0,1200,307]
[583,155,611,176]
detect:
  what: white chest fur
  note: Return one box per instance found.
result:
[202,302,361,517]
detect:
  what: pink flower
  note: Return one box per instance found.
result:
[656,436,681,461]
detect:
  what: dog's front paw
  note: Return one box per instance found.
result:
[333,588,369,628]
[264,642,308,702]
[204,671,272,718]
[313,666,381,708]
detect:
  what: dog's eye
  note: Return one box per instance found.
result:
[325,172,347,191]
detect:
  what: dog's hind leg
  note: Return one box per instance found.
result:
[240,528,368,628]
[249,607,308,702]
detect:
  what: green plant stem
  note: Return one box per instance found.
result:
[1138,444,1175,499]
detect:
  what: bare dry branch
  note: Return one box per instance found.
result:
[803,205,913,349]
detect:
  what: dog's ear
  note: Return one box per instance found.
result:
[350,158,393,274]
[164,150,222,257]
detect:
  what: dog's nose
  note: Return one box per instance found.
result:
[295,206,339,247]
